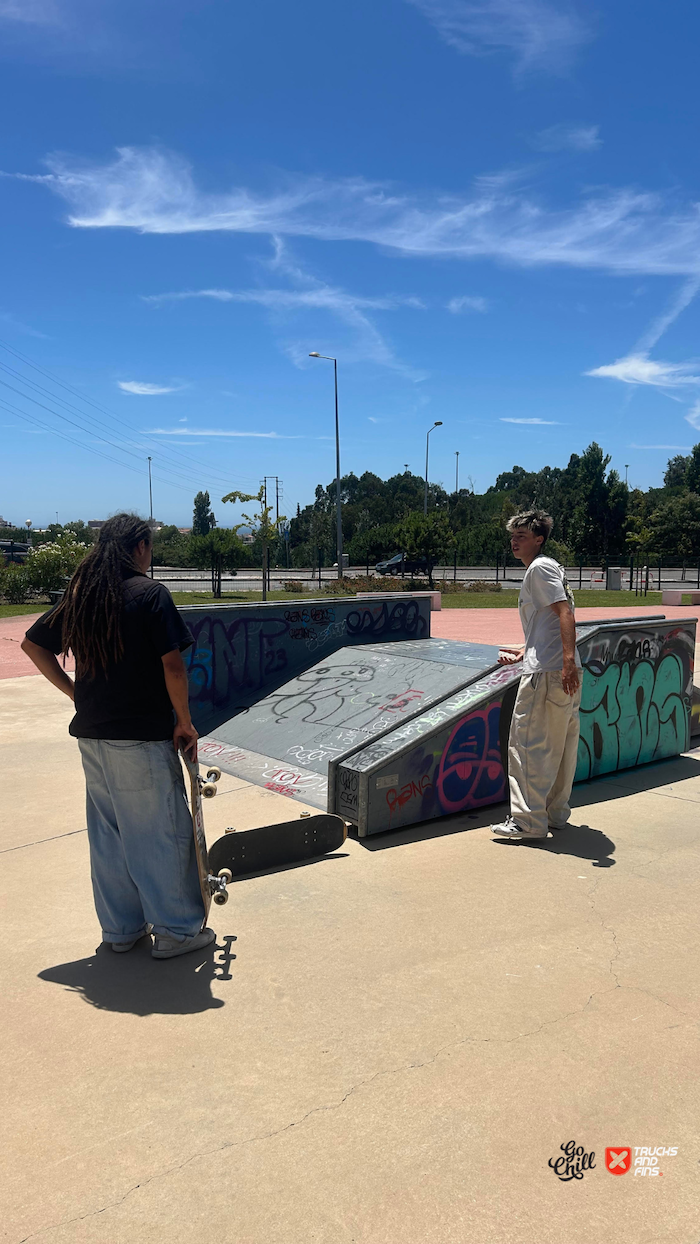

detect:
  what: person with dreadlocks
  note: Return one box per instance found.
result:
[21,513,214,959]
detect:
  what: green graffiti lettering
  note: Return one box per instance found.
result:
[576,653,688,781]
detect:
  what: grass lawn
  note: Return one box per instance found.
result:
[0,603,52,620]
[1,589,669,620]
[170,588,666,609]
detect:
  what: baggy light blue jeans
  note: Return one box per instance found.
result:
[78,739,205,944]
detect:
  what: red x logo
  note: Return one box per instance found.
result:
[605,1147,631,1174]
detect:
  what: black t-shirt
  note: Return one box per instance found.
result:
[25,575,194,740]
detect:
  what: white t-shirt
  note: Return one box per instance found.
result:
[518,555,581,674]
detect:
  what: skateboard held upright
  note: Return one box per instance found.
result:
[180,748,231,922]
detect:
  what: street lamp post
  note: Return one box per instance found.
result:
[455,451,459,496]
[625,464,629,487]
[147,456,154,578]
[309,353,343,574]
[424,421,443,515]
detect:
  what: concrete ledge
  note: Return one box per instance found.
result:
[355,590,441,610]
[662,589,700,604]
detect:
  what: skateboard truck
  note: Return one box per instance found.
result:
[209,867,232,905]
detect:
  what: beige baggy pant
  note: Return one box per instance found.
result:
[508,670,581,836]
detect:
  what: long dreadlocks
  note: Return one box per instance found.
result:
[50,513,152,679]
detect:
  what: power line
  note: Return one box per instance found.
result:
[0,336,260,489]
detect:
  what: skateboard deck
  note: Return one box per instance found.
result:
[180,748,231,922]
[208,813,347,879]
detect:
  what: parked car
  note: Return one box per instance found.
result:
[375,552,429,576]
[0,540,30,565]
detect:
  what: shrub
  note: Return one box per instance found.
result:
[283,579,305,593]
[26,537,88,597]
[464,580,502,593]
[1,565,32,603]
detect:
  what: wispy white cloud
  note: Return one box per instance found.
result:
[630,443,692,450]
[145,427,298,439]
[0,0,59,24]
[633,276,700,354]
[146,241,427,380]
[686,400,700,431]
[144,287,422,314]
[586,355,700,388]
[532,122,601,151]
[405,0,591,75]
[118,380,184,395]
[0,311,48,338]
[17,146,700,278]
[500,416,562,424]
[447,295,488,313]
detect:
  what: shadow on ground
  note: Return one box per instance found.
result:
[38,934,237,1016]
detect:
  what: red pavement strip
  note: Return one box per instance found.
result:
[428,603,700,646]
[0,613,75,680]
[2,604,697,681]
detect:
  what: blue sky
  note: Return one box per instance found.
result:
[2,0,700,528]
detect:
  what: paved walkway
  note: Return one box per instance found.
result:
[2,666,700,1240]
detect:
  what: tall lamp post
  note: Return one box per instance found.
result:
[625,464,629,487]
[309,352,343,574]
[455,450,460,496]
[147,456,154,578]
[424,421,443,514]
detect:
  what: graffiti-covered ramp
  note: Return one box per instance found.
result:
[330,615,697,836]
[197,638,502,809]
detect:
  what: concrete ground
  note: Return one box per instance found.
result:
[3,623,700,1243]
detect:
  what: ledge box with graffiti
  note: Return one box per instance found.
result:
[329,616,696,836]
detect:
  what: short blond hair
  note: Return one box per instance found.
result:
[506,509,554,545]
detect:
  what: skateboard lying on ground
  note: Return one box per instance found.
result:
[208,813,347,879]
[180,748,231,919]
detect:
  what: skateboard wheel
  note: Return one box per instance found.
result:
[206,766,222,782]
[213,891,229,905]
[218,868,233,882]
[201,782,217,799]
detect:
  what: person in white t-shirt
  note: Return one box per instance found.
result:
[491,509,582,840]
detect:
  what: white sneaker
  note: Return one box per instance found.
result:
[152,927,216,959]
[491,816,547,840]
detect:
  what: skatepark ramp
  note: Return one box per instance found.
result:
[180,593,432,737]
[197,638,504,809]
[328,615,697,835]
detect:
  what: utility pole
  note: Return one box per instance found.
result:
[263,476,281,594]
[625,464,629,487]
[455,451,459,496]
[147,457,154,578]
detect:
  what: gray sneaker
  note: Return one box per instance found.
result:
[151,927,216,959]
[491,816,547,840]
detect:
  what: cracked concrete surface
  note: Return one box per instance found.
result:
[2,678,700,1244]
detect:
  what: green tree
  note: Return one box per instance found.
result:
[685,445,700,494]
[395,511,456,588]
[192,491,216,537]
[648,493,700,561]
[664,454,690,489]
[222,487,285,601]
[188,529,247,598]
